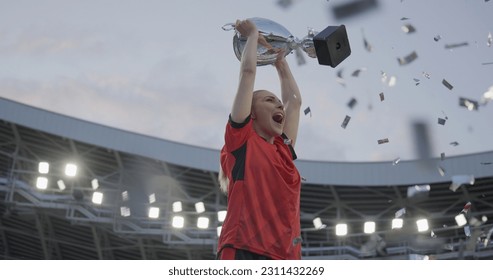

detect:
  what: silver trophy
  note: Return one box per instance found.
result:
[222,17,351,67]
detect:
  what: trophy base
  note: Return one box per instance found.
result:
[313,25,351,67]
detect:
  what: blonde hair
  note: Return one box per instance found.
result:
[218,164,229,194]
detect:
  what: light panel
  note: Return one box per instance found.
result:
[416,218,429,232]
[197,217,209,229]
[148,207,160,219]
[36,177,48,190]
[172,216,184,228]
[92,192,103,204]
[195,202,205,213]
[38,162,49,174]
[335,223,348,236]
[364,221,376,234]
[65,163,77,177]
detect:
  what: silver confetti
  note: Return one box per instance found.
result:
[440,152,445,161]
[401,24,416,34]
[407,184,430,198]
[449,174,475,192]
[422,71,431,79]
[351,67,367,77]
[392,157,401,165]
[438,166,446,176]
[487,32,492,47]
[379,92,385,101]
[347,98,357,109]
[450,141,459,146]
[397,51,418,65]
[377,138,389,144]
[442,79,453,90]
[304,106,312,117]
[438,118,446,125]
[341,115,351,129]
[459,97,479,111]
[336,68,346,87]
[445,42,469,49]
[395,208,406,218]
[434,35,442,42]
[413,78,420,85]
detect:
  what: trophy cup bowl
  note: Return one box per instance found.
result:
[223,17,351,67]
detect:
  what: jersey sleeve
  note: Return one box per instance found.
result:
[223,114,253,152]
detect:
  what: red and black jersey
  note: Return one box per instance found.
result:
[217,115,302,260]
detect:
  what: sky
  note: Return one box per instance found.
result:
[0,0,492,163]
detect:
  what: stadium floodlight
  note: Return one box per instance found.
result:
[197,217,209,229]
[172,201,182,213]
[65,163,77,177]
[172,216,184,228]
[217,210,227,222]
[335,223,348,236]
[195,202,205,213]
[38,162,49,174]
[92,192,103,205]
[455,213,467,227]
[217,226,222,237]
[36,177,48,190]
[364,221,376,234]
[313,217,323,229]
[416,218,429,232]
[149,193,156,204]
[148,207,160,219]
[91,179,99,190]
[392,218,403,229]
[120,206,131,217]
[57,180,66,191]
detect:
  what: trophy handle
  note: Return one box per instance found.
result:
[221,23,235,31]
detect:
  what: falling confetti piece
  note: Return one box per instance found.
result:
[304,106,312,117]
[392,157,400,165]
[440,152,445,161]
[450,141,459,146]
[444,42,469,49]
[442,79,453,90]
[459,97,479,111]
[401,24,416,33]
[438,166,446,176]
[379,92,385,101]
[460,201,472,214]
[487,32,492,47]
[351,68,367,77]
[397,51,418,65]
[341,115,351,129]
[395,208,406,218]
[347,98,357,109]
[378,138,389,144]
[336,68,346,87]
[422,71,431,79]
[438,118,446,125]
[449,174,475,192]
[434,35,442,42]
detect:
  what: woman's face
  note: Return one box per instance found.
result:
[252,90,285,138]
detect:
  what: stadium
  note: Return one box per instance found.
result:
[1,97,492,260]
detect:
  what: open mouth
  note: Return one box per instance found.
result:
[272,112,284,124]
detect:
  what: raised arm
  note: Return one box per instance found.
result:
[275,55,302,147]
[230,19,259,123]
